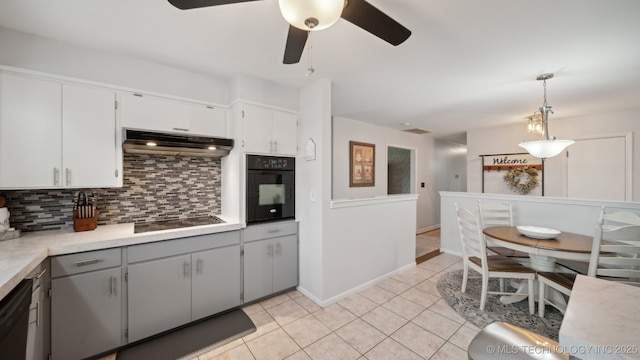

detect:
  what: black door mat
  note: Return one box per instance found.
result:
[116,309,256,360]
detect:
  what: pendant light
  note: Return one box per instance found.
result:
[519,73,574,158]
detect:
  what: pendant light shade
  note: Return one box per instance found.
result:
[519,139,574,158]
[278,0,344,31]
[519,73,574,159]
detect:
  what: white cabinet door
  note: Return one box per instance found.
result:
[128,255,192,343]
[271,110,298,156]
[191,245,241,320]
[242,104,298,155]
[120,92,227,137]
[51,268,122,360]
[0,73,62,188]
[62,84,118,187]
[243,103,274,154]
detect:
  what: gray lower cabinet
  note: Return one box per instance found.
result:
[127,254,192,343]
[127,232,241,343]
[243,221,298,303]
[191,246,241,320]
[50,249,122,360]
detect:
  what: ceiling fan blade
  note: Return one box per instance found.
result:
[168,0,262,10]
[283,26,309,64]
[340,0,411,46]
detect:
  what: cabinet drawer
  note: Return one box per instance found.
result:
[51,248,121,278]
[244,221,297,243]
[128,231,240,264]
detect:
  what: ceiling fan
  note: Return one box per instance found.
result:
[167,0,412,65]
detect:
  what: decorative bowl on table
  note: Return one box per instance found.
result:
[516,226,561,239]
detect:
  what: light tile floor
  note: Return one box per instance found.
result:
[194,253,476,360]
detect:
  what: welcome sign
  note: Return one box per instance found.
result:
[480,153,544,196]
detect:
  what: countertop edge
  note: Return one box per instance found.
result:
[0,221,243,301]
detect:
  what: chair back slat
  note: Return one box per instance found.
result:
[588,208,640,285]
[455,203,488,265]
[478,200,513,228]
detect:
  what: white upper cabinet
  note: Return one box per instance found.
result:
[63,84,119,188]
[0,73,62,188]
[0,72,120,189]
[241,103,297,156]
[120,92,227,138]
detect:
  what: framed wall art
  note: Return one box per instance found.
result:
[349,141,375,187]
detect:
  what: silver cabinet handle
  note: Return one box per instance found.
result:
[110,276,117,297]
[276,243,281,256]
[268,228,281,233]
[196,258,203,275]
[53,168,60,186]
[73,258,103,266]
[172,127,190,132]
[267,244,273,256]
[268,140,273,153]
[32,269,47,280]
[273,140,278,153]
[66,168,71,186]
[183,261,191,278]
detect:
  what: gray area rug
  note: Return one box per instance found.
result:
[116,309,256,360]
[436,269,563,341]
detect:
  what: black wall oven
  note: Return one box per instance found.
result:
[246,155,295,224]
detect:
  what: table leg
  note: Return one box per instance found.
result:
[499,254,565,306]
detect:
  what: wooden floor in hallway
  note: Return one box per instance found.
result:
[416,229,440,264]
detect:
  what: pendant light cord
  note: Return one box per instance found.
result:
[305,30,315,76]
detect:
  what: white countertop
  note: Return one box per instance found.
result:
[559,275,640,359]
[0,219,243,301]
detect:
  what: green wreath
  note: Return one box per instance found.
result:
[503,166,539,195]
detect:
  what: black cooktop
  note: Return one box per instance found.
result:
[134,216,225,234]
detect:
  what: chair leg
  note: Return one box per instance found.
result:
[538,280,545,318]
[527,279,535,315]
[462,265,469,293]
[480,274,489,311]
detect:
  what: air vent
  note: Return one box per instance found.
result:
[403,128,431,135]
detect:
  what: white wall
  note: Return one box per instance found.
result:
[230,74,299,111]
[297,78,332,301]
[467,109,640,200]
[433,139,468,224]
[0,27,230,104]
[332,116,438,232]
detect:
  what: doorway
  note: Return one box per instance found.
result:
[387,146,413,195]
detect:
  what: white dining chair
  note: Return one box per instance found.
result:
[538,208,640,318]
[455,203,536,314]
[587,209,640,286]
[477,200,528,258]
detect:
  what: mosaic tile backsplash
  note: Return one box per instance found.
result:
[0,153,222,232]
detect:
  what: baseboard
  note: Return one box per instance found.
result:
[417,224,440,234]
[296,262,417,308]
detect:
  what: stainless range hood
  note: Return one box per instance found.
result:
[123,129,234,157]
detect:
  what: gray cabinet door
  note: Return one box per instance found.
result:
[243,239,274,303]
[128,254,191,343]
[273,234,298,293]
[51,268,121,360]
[192,245,241,320]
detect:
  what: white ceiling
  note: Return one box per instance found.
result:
[1,0,639,142]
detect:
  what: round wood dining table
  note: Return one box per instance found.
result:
[483,226,594,272]
[482,226,595,305]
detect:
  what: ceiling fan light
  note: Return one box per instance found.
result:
[278,0,344,31]
[518,139,575,159]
